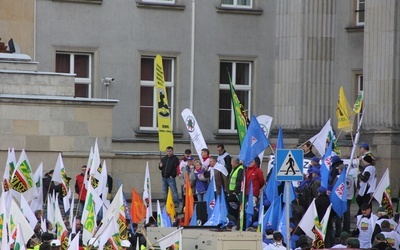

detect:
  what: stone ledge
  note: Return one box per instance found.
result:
[136,1,185,10]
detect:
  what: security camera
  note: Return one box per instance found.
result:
[103,77,115,86]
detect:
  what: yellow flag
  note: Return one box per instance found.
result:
[166,187,176,222]
[353,90,363,113]
[155,55,174,151]
[336,86,354,132]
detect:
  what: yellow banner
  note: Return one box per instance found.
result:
[155,55,174,151]
[353,90,363,113]
[336,86,354,132]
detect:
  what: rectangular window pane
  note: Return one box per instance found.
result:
[55,54,70,73]
[222,0,234,4]
[219,110,231,129]
[74,55,89,78]
[236,63,250,85]
[220,62,232,85]
[219,90,231,109]
[140,86,154,106]
[75,83,88,98]
[163,59,172,82]
[237,0,251,6]
[141,58,154,81]
[140,107,153,127]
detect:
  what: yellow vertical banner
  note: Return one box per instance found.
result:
[155,55,174,151]
[336,86,354,132]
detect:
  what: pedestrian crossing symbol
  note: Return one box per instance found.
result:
[276,149,303,181]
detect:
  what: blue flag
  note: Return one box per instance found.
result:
[204,177,216,219]
[283,181,296,205]
[321,139,333,188]
[264,194,282,230]
[238,116,270,166]
[330,167,348,217]
[265,127,283,204]
[161,206,172,227]
[205,187,229,226]
[278,203,290,244]
[245,181,254,229]
[190,204,198,226]
[219,186,228,225]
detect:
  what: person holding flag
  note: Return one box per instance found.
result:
[159,146,180,208]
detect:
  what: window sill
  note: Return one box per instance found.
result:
[52,0,102,4]
[134,129,183,137]
[345,26,364,33]
[136,1,185,11]
[214,132,241,140]
[216,6,263,15]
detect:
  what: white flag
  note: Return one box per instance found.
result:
[14,224,27,250]
[143,162,152,223]
[67,232,80,250]
[181,109,208,161]
[52,153,71,212]
[308,119,333,157]
[10,198,34,244]
[30,163,43,212]
[316,204,332,241]
[298,198,317,241]
[20,195,37,230]
[373,168,391,206]
[156,200,163,227]
[158,228,182,250]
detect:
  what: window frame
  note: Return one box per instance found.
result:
[139,55,176,131]
[356,0,365,26]
[221,0,253,9]
[218,60,252,133]
[55,52,93,98]
[141,0,175,4]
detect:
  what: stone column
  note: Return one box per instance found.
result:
[363,0,400,196]
[275,0,336,129]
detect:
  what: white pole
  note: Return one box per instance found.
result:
[189,0,195,111]
[285,181,290,250]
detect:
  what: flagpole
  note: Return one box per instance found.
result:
[239,166,246,231]
[285,181,290,250]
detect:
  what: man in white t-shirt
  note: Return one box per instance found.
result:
[355,202,378,249]
[356,155,376,215]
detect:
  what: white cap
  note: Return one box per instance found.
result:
[50,239,61,246]
[121,240,131,247]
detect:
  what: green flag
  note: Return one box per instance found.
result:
[228,73,249,146]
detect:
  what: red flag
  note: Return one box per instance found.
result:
[130,188,146,223]
[184,173,194,225]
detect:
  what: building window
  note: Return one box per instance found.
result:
[140,56,175,130]
[356,0,365,26]
[142,0,175,4]
[55,52,92,98]
[219,61,252,132]
[221,0,252,9]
